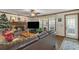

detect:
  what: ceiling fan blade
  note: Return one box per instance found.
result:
[36,12,40,14]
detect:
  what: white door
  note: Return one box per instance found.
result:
[66,15,78,39]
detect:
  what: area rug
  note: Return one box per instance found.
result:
[60,38,79,50]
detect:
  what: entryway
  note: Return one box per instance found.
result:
[65,14,78,39]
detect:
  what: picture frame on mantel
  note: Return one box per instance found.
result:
[10,16,16,22]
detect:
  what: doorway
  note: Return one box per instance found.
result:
[65,14,78,39]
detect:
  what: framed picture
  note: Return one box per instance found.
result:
[58,18,62,22]
[10,16,16,22]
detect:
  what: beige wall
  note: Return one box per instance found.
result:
[32,10,79,36]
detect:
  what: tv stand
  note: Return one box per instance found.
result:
[29,29,37,33]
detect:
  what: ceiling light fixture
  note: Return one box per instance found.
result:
[30,9,40,17]
[31,13,36,16]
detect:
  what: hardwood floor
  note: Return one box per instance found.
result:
[56,35,64,49]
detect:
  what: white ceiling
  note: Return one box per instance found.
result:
[0,9,73,16]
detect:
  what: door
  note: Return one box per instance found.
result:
[65,14,78,39]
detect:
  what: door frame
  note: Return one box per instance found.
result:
[64,13,79,39]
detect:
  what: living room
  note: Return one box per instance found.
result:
[0,0,78,59]
[0,9,79,50]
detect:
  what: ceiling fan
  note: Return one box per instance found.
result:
[30,9,40,17]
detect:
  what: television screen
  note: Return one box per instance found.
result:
[28,22,39,29]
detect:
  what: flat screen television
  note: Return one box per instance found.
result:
[27,22,39,29]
